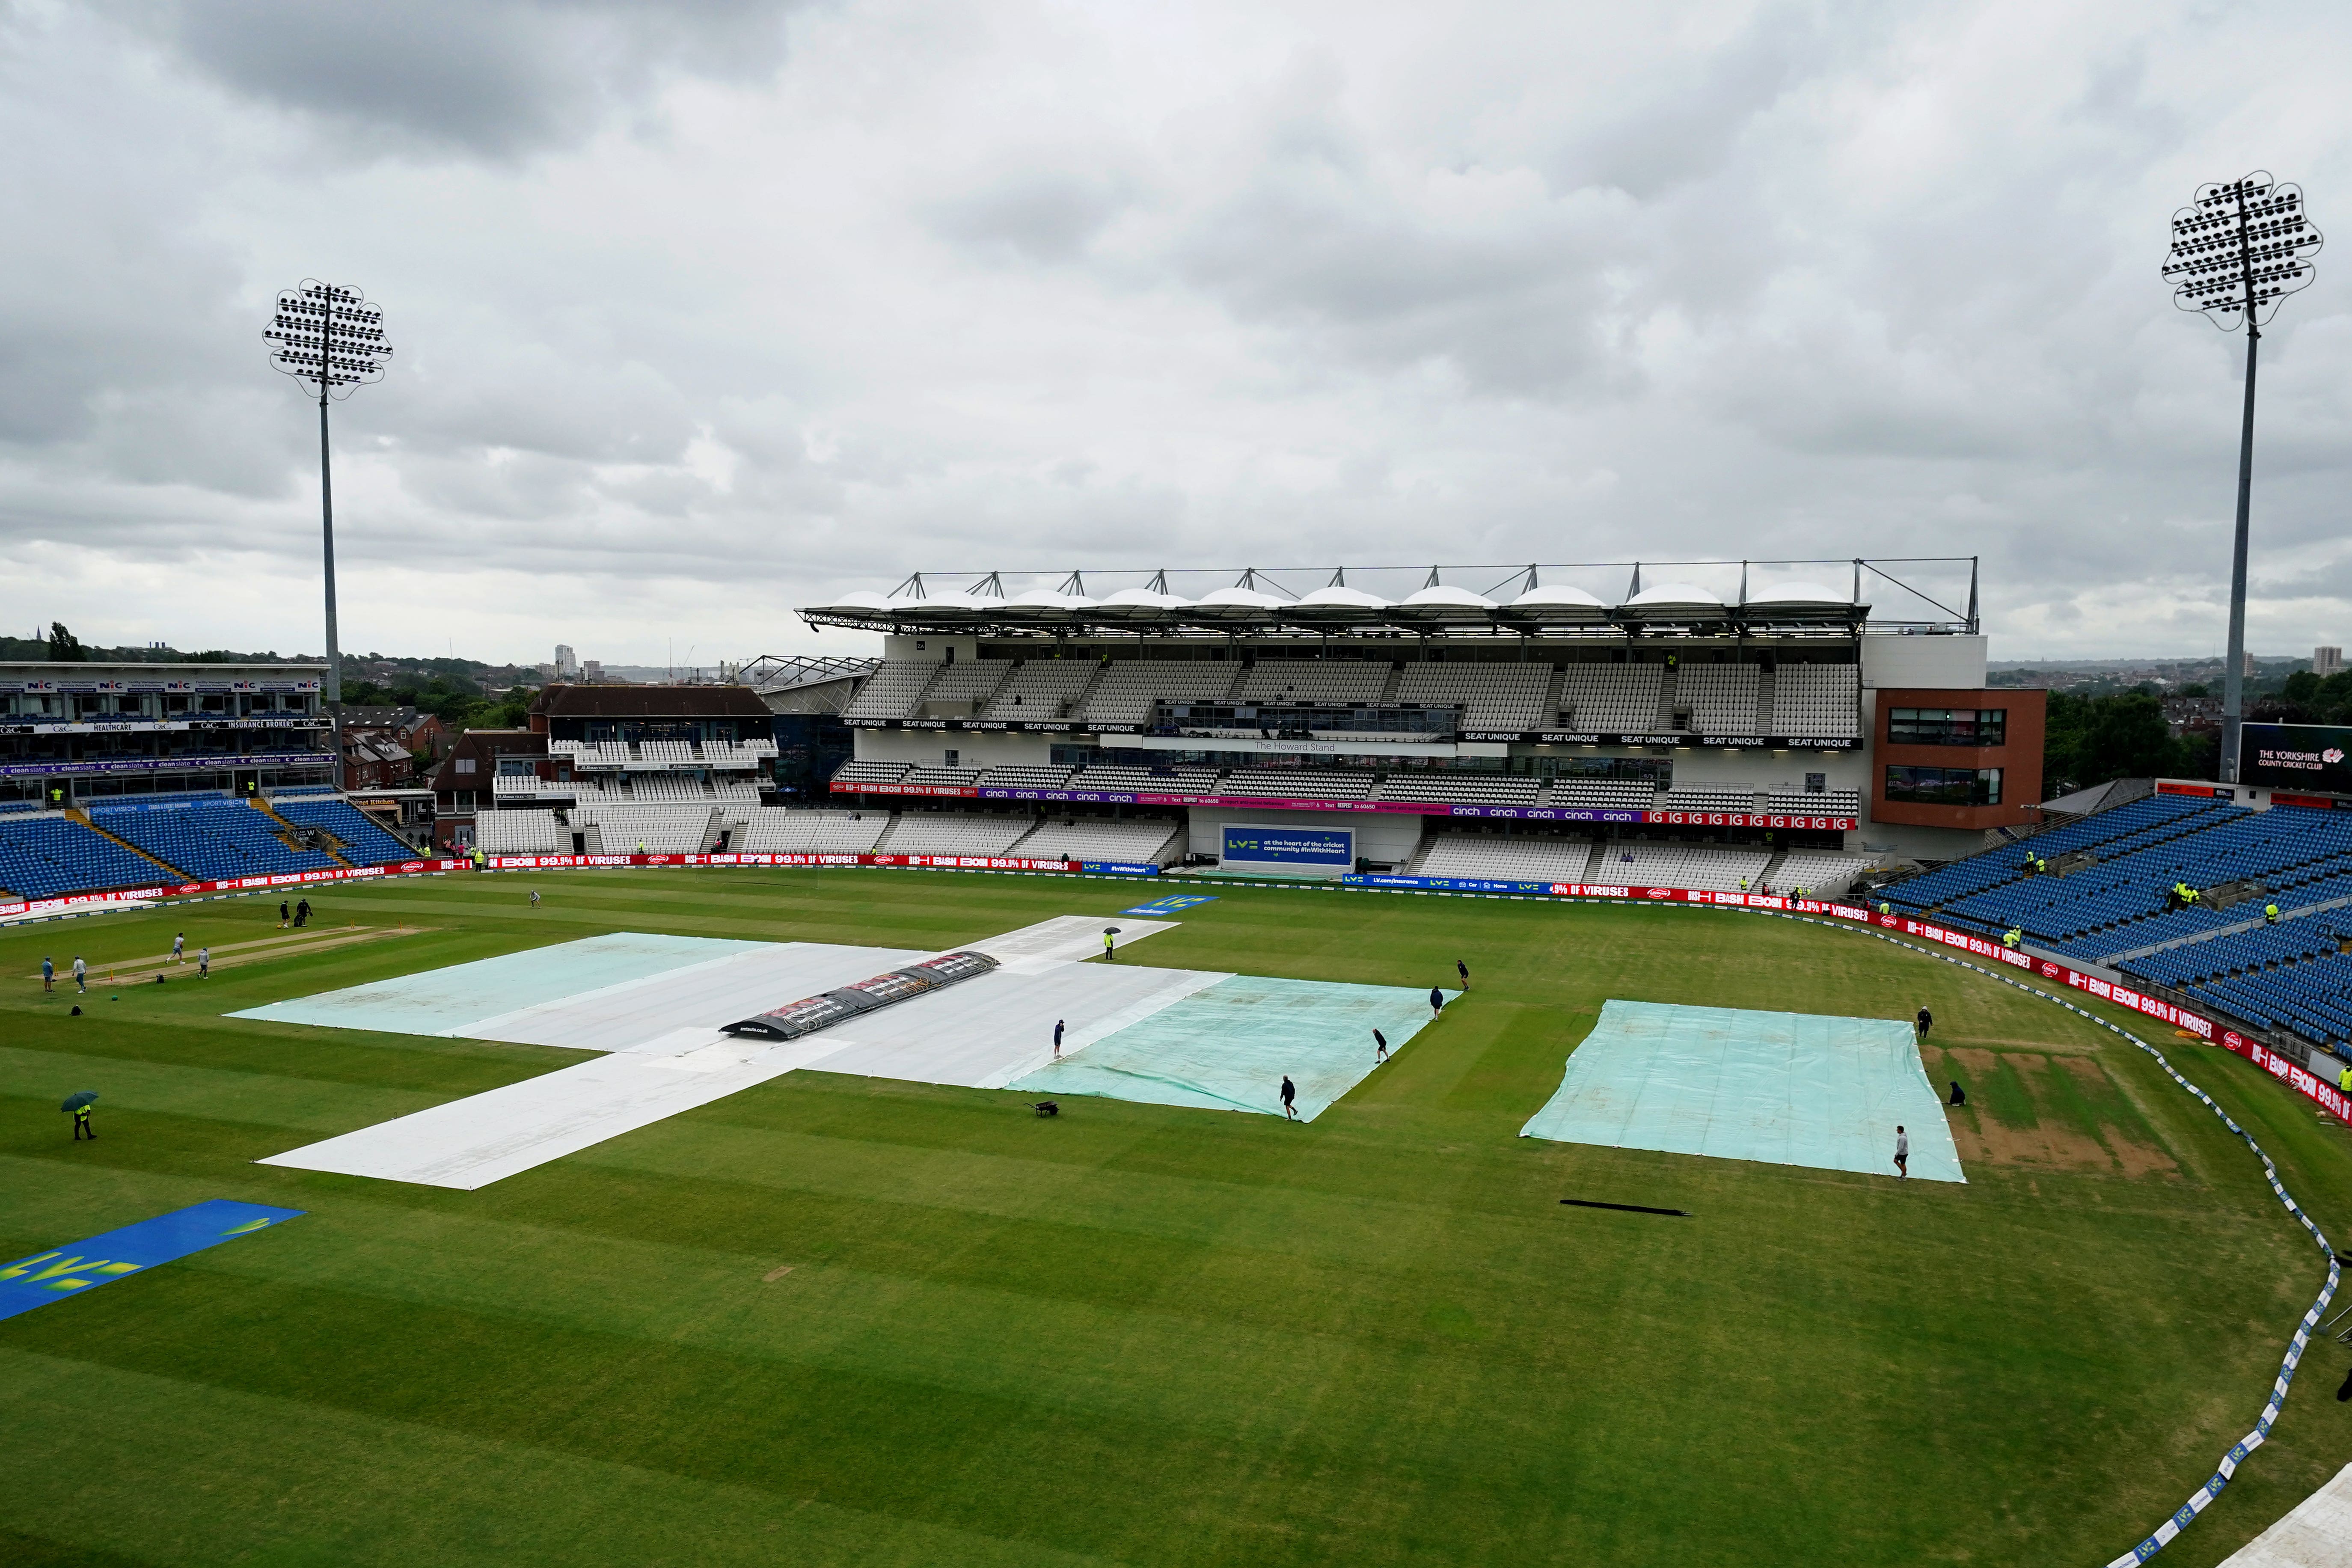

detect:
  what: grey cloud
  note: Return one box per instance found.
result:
[106,0,803,157]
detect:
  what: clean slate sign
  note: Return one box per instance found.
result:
[1222,823,1354,868]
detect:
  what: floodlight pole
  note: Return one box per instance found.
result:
[2221,321,2259,784]
[319,382,344,790]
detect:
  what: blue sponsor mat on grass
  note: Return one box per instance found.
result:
[1121,894,1218,916]
[0,1199,304,1322]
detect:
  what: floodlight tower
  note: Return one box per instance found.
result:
[2162,174,2322,782]
[264,282,394,789]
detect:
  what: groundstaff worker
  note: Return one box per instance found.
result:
[2266,903,2281,925]
[1428,986,1444,1020]
[1915,1006,1932,1039]
[1280,1075,1298,1121]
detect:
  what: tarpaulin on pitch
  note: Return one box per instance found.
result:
[1520,999,1965,1182]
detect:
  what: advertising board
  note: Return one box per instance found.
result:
[1222,824,1354,868]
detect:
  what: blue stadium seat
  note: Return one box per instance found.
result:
[273,797,415,866]
[96,801,341,881]
[0,814,177,899]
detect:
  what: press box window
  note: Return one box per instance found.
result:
[1888,708,2005,746]
[1884,766,2002,807]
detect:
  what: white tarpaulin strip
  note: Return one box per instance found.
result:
[947,914,1174,974]
[2217,1461,2352,1566]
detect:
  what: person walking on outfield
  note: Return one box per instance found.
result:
[295,897,311,928]
[1053,1019,1065,1060]
[1915,1006,1931,1039]
[1373,1028,1389,1064]
[1893,1125,1909,1179]
[1280,1075,1298,1121]
[198,947,210,978]
[73,1101,95,1140]
[172,932,185,963]
[42,956,54,992]
[279,900,290,929]
[1428,985,1444,1020]
[72,956,86,993]
[1456,958,1470,992]
[530,889,540,908]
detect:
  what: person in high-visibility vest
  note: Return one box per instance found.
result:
[2265,903,2281,924]
[2005,925,2023,948]
[72,1101,94,1140]
[1102,930,1116,962]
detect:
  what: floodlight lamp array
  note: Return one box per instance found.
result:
[264,280,394,395]
[2163,172,2322,330]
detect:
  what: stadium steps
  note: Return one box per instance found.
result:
[1655,665,1678,730]
[867,813,907,855]
[1542,667,1566,728]
[1758,849,1791,888]
[1580,840,1610,881]
[1755,665,1776,733]
[1378,666,1404,704]
[68,808,192,882]
[252,797,354,869]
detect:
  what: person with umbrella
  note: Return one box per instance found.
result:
[64,1091,97,1140]
[1102,926,1119,962]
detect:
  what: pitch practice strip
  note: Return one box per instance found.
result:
[1521,999,1966,1183]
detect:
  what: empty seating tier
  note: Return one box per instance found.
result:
[1596,841,1773,894]
[1391,663,1553,731]
[98,801,341,880]
[1673,664,1761,734]
[983,660,1100,720]
[1214,770,1376,802]
[877,812,1039,857]
[273,797,414,864]
[1067,766,1222,796]
[919,659,1014,713]
[734,808,889,855]
[1764,790,1862,816]
[832,760,912,786]
[843,659,940,721]
[0,813,180,899]
[1078,662,1241,727]
[1544,778,1659,811]
[1376,775,1542,806]
[901,767,981,789]
[978,765,1076,790]
[1770,664,1861,739]
[570,804,718,854]
[1415,834,1594,882]
[1233,659,1391,706]
[1770,850,1874,898]
[1015,818,1184,865]
[1556,665,1664,732]
[1655,785,1761,814]
[476,809,565,856]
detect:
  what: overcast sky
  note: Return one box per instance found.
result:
[1,0,2346,668]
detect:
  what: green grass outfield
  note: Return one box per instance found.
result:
[3,866,2349,1566]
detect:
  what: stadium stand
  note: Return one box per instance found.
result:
[1556,664,1665,732]
[1078,661,1242,727]
[832,760,912,786]
[476,809,565,856]
[876,811,1037,857]
[1391,662,1554,731]
[1544,777,1659,811]
[0,812,179,898]
[1881,794,2226,913]
[1234,659,1391,706]
[1674,664,1761,734]
[1215,769,1377,802]
[983,660,1100,720]
[1765,789,1863,817]
[1656,784,1760,814]
[977,764,1076,790]
[1596,840,1773,893]
[629,773,709,802]
[273,796,415,864]
[1770,850,1874,898]
[1066,765,1222,796]
[1014,817,1184,865]
[919,659,1014,713]
[734,808,889,855]
[570,804,718,854]
[1376,773,1542,806]
[1769,664,1862,738]
[1414,834,1593,882]
[96,799,341,879]
[902,766,983,789]
[842,660,938,722]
